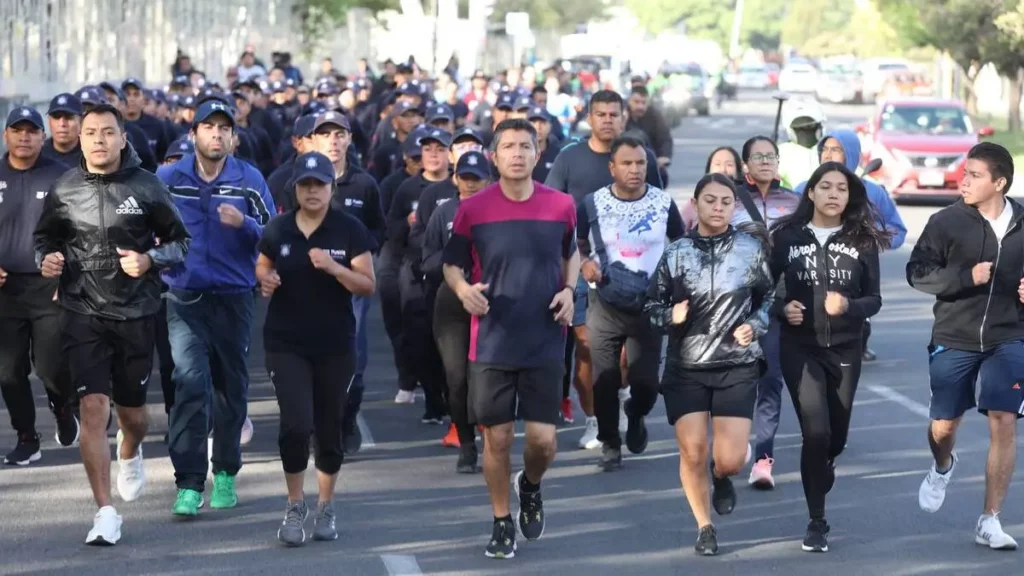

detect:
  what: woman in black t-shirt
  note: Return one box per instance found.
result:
[255,152,375,547]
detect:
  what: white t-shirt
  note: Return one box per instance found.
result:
[807,223,842,247]
[983,199,1013,242]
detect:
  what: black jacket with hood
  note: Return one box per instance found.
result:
[770,224,882,348]
[907,198,1024,352]
[33,143,191,320]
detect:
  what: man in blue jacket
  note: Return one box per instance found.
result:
[157,100,275,517]
[794,128,908,361]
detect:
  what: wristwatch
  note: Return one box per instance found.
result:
[562,285,575,295]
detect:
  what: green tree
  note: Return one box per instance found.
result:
[293,0,398,58]
[780,0,853,55]
[491,0,607,32]
[993,2,1024,129]
[741,0,787,52]
[627,0,732,45]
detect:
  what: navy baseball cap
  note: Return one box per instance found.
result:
[455,151,490,180]
[316,82,340,97]
[303,100,327,115]
[293,115,317,138]
[271,80,286,94]
[180,95,197,110]
[396,82,418,96]
[513,96,533,112]
[527,106,549,122]
[121,77,145,91]
[403,126,430,158]
[5,106,45,130]
[147,89,167,104]
[495,93,515,111]
[452,126,485,146]
[292,152,335,184]
[165,138,195,159]
[193,100,236,128]
[420,127,452,148]
[393,101,422,116]
[426,103,454,123]
[77,87,107,106]
[313,110,351,132]
[171,75,190,86]
[98,82,125,102]
[48,93,83,116]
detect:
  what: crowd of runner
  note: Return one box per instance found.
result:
[0,48,1020,559]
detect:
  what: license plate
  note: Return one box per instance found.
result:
[919,170,945,187]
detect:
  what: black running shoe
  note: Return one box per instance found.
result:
[421,411,444,425]
[824,459,836,494]
[711,462,736,516]
[600,444,622,472]
[484,519,517,559]
[343,420,362,455]
[695,524,718,556]
[802,519,830,553]
[456,444,478,474]
[55,407,80,447]
[624,400,648,454]
[514,471,545,540]
[4,433,41,466]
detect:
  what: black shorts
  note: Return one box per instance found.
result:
[662,362,760,425]
[470,362,564,426]
[61,311,155,408]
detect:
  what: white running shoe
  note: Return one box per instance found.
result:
[745,442,752,466]
[85,506,122,546]
[976,513,1019,550]
[617,388,630,435]
[394,390,416,404]
[115,429,146,502]
[240,416,254,445]
[918,452,957,513]
[207,436,214,478]
[578,417,601,450]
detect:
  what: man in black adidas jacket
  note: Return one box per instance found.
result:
[33,104,190,546]
[0,106,77,467]
[906,142,1024,550]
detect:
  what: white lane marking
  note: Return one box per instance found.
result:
[381,554,423,575]
[865,383,931,418]
[357,413,375,449]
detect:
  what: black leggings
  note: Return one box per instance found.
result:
[433,283,475,444]
[563,334,574,400]
[780,338,862,521]
[267,352,354,475]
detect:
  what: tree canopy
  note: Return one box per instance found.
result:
[491,0,607,32]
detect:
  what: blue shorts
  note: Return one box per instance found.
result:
[571,274,588,327]
[928,340,1024,420]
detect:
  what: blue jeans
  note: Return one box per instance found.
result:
[166,290,253,492]
[344,294,371,422]
[752,320,784,460]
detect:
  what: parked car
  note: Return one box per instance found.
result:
[737,65,771,90]
[856,97,996,202]
[859,58,911,103]
[778,61,818,93]
[816,64,863,103]
[661,63,711,124]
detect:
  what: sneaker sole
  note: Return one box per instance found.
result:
[173,497,205,517]
[56,415,81,448]
[695,547,718,556]
[85,535,118,546]
[4,451,41,466]
[209,499,238,510]
[313,529,339,541]
[801,544,829,552]
[975,536,1018,550]
[749,478,775,490]
[484,542,517,559]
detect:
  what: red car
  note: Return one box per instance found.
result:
[855,97,995,201]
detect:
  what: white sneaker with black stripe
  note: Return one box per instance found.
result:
[976,513,1019,550]
[918,452,956,513]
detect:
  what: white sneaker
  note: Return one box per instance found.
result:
[394,390,416,404]
[85,506,122,546]
[976,513,1019,550]
[115,429,146,502]
[918,452,957,513]
[207,436,214,478]
[578,417,601,450]
[240,416,254,445]
[618,388,630,435]
[744,442,752,466]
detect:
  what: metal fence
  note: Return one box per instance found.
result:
[1,0,297,103]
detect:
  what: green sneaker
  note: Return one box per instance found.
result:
[173,489,203,516]
[210,471,238,509]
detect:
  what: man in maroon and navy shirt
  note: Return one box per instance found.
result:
[442,119,580,560]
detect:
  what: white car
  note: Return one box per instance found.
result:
[778,63,818,94]
[737,65,770,90]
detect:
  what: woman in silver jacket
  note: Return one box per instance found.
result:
[645,173,774,557]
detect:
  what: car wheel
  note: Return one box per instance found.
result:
[697,105,710,116]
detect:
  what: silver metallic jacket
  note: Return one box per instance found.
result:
[645,226,774,370]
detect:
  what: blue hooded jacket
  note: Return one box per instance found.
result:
[794,129,907,250]
[158,154,275,292]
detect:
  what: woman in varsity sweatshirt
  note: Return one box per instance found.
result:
[768,161,891,553]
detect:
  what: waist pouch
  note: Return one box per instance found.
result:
[596,261,650,313]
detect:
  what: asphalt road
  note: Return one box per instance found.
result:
[1,92,1021,576]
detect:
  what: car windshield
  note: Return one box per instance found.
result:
[879,105,973,135]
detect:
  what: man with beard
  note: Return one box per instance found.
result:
[42,93,84,166]
[0,106,77,466]
[157,100,275,518]
[34,103,190,544]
